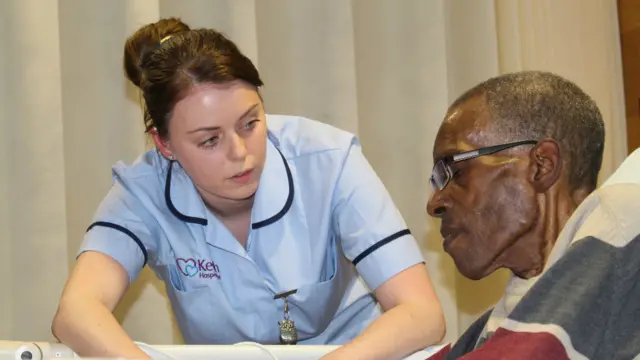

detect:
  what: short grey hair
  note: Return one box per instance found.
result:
[450,70,605,191]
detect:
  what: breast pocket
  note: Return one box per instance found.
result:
[154,264,214,344]
[286,242,353,339]
[159,262,186,291]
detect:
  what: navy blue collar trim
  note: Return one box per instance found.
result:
[251,149,294,229]
[164,149,294,228]
[164,160,208,226]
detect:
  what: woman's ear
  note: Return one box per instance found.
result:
[528,139,563,192]
[150,128,175,161]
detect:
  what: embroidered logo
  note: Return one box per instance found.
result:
[176,258,221,279]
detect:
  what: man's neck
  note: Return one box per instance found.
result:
[542,192,577,260]
[506,190,582,279]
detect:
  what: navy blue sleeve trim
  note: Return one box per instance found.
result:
[352,229,412,266]
[86,221,148,268]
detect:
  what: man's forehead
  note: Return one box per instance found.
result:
[433,97,493,159]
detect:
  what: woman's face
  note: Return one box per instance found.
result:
[154,80,267,205]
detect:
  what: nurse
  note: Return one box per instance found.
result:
[51,18,445,359]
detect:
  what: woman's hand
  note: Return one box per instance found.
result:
[320,263,445,360]
[52,251,151,359]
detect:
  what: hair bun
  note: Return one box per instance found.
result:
[123,17,191,88]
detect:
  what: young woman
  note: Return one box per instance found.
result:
[51,18,445,360]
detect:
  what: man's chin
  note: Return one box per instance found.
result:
[452,257,495,281]
[458,269,489,281]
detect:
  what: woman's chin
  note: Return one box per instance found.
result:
[227,181,259,201]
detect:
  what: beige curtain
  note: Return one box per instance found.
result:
[0,0,626,346]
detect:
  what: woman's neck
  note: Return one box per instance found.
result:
[196,186,255,220]
[207,197,254,220]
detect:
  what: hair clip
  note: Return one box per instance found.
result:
[156,35,173,50]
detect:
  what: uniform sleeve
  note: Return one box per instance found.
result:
[78,179,153,284]
[332,139,425,291]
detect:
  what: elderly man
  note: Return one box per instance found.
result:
[427,71,640,359]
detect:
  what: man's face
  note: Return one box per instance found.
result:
[426,97,540,280]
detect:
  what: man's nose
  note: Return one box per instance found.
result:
[426,189,448,218]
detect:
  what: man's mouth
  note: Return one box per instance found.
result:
[440,226,459,250]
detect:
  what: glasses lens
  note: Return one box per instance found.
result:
[431,160,450,190]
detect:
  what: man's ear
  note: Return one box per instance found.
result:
[150,128,175,161]
[528,139,563,192]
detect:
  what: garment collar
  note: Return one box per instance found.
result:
[163,131,293,228]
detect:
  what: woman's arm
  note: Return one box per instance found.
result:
[326,138,446,359]
[52,251,150,359]
[321,263,445,360]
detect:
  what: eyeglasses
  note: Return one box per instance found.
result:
[429,140,537,191]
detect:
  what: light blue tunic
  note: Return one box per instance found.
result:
[79,114,425,345]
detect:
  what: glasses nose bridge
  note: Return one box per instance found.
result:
[432,159,456,190]
[428,161,456,216]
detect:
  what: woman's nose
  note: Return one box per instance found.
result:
[229,134,248,160]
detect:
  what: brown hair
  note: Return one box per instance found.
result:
[123,18,264,138]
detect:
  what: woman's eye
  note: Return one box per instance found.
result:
[200,136,219,147]
[245,119,259,129]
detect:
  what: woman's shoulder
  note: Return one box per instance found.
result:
[265,114,357,160]
[106,149,168,202]
[111,149,167,179]
[92,150,170,227]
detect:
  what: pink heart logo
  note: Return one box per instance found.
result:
[176,258,197,277]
